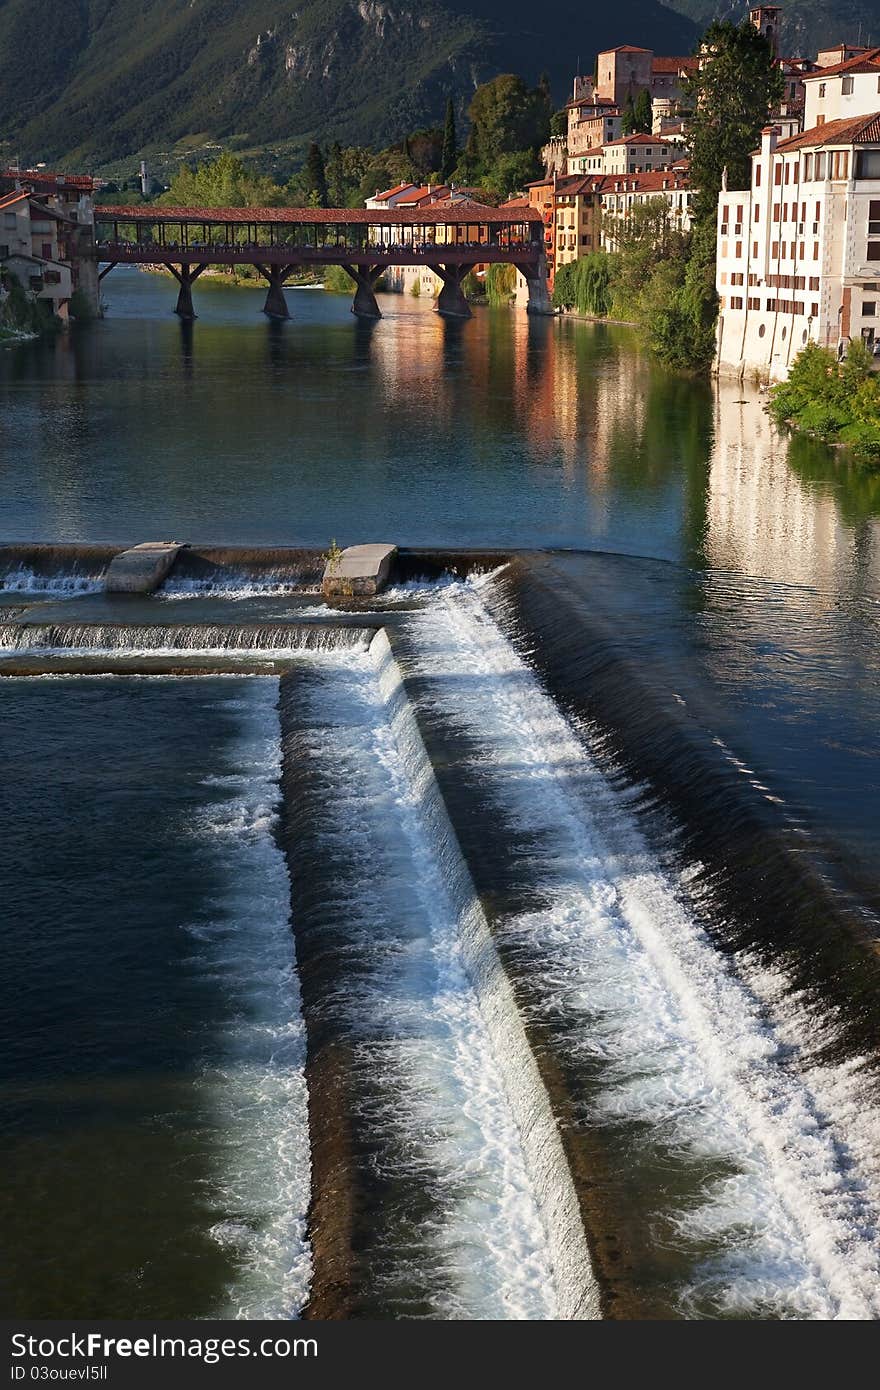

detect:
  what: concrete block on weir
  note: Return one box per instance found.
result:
[322,543,397,598]
[104,542,186,594]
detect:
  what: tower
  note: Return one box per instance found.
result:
[749,6,782,57]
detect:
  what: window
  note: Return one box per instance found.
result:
[818,82,826,97]
[868,242,880,260]
[755,162,762,187]
[771,241,779,257]
[817,115,825,126]
[804,153,813,180]
[735,241,742,257]
[842,76,854,94]
[864,301,876,316]
[759,323,766,337]
[773,203,781,221]
[774,162,783,185]
[869,201,880,235]
[731,296,744,309]
[856,151,880,178]
[815,152,827,178]
[754,203,761,221]
[753,240,759,256]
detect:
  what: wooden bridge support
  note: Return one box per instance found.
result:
[435,264,472,320]
[256,264,298,319]
[168,264,208,319]
[341,264,385,319]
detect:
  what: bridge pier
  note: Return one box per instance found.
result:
[168,264,208,319]
[435,265,472,320]
[341,264,384,319]
[521,250,555,316]
[257,265,297,320]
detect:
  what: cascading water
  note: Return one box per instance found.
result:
[0,623,370,655]
[392,576,880,1320]
[277,642,564,1320]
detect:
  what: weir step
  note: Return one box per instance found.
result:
[322,543,397,598]
[104,542,186,594]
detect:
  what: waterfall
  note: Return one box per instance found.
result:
[394,577,880,1319]
[0,623,370,654]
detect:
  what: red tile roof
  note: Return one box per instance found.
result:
[605,133,671,146]
[396,184,450,204]
[371,182,416,201]
[0,190,28,210]
[652,56,698,73]
[95,204,542,226]
[802,47,880,79]
[774,111,880,148]
[2,168,95,190]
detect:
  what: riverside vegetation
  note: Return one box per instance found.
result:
[769,341,880,465]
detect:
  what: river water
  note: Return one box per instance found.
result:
[1,271,879,1319]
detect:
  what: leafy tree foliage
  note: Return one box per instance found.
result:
[163,152,283,207]
[682,20,783,227]
[463,73,550,180]
[769,341,880,464]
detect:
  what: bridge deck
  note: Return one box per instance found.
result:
[93,203,543,266]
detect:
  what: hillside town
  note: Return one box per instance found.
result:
[3,3,880,384]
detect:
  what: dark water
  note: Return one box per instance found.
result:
[0,676,308,1318]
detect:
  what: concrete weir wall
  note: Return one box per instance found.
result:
[105,542,185,594]
[372,629,600,1321]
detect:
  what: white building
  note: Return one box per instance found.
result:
[0,190,73,316]
[715,47,880,379]
[577,133,680,176]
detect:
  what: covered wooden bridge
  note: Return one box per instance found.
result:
[92,203,550,319]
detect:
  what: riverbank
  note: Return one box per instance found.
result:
[769,341,880,466]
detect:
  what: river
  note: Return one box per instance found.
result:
[1,270,879,1319]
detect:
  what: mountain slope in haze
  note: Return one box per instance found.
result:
[0,0,699,169]
[662,0,880,53]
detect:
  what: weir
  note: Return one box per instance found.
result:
[3,558,880,1319]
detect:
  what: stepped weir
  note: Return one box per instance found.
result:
[4,545,880,1320]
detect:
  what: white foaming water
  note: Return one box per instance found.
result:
[183,680,311,1318]
[0,568,102,594]
[295,645,558,1320]
[406,580,880,1320]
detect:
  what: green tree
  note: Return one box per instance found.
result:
[325,142,347,206]
[682,20,784,228]
[480,148,542,200]
[633,88,652,134]
[621,95,637,136]
[465,74,551,176]
[441,98,458,181]
[164,151,283,208]
[303,143,328,207]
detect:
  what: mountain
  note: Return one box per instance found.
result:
[0,0,699,173]
[662,1,880,54]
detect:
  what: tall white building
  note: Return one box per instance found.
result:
[715,47,880,380]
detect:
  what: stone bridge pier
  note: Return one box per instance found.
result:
[168,264,208,319]
[256,264,300,319]
[341,264,385,319]
[435,264,472,320]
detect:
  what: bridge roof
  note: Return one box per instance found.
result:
[96,203,542,226]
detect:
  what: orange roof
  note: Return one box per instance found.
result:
[372,182,416,201]
[802,47,880,79]
[652,56,698,73]
[2,168,95,190]
[774,111,880,149]
[0,190,28,210]
[396,185,450,204]
[500,195,530,208]
[605,133,671,145]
